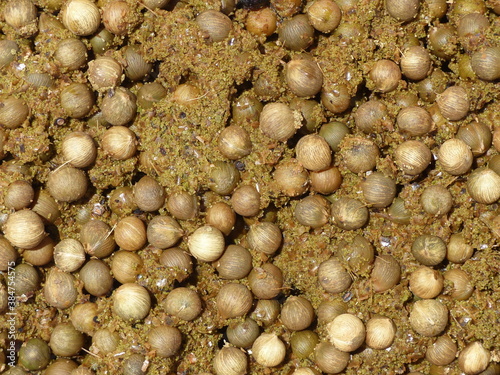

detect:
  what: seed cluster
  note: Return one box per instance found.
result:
[0,0,500,374]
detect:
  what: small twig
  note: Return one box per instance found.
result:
[53,160,72,173]
[81,347,101,358]
[136,1,159,16]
